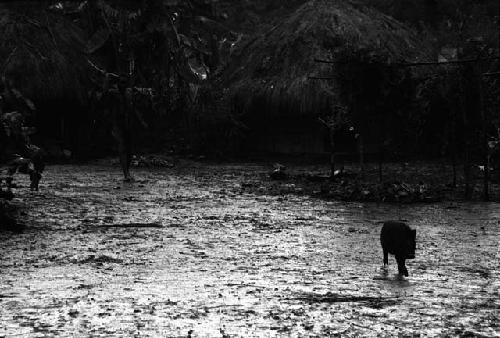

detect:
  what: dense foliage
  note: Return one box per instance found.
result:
[0,0,498,221]
[0,0,498,160]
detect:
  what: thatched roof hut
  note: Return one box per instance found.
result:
[223,0,432,117]
[0,4,89,102]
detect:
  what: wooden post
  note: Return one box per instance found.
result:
[358,133,365,176]
[477,62,489,201]
[460,65,473,200]
[60,118,65,142]
[329,128,336,180]
[451,109,457,188]
[463,131,472,199]
[378,142,383,183]
[378,114,386,183]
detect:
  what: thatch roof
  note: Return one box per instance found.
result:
[223,0,433,116]
[0,5,89,102]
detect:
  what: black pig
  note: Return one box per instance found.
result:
[380,221,416,276]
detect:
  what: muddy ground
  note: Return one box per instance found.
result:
[0,161,499,337]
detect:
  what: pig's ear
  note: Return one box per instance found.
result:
[411,229,416,238]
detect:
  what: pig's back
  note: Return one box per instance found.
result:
[380,221,411,252]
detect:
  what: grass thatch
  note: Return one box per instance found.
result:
[223,0,433,116]
[0,5,89,102]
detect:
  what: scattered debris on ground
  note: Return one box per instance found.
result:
[96,222,163,228]
[293,291,401,308]
[269,163,288,180]
[0,162,498,336]
[131,155,175,168]
[242,161,499,202]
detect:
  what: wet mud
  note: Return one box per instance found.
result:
[1,162,499,337]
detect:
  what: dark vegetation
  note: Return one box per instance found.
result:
[1,0,499,228]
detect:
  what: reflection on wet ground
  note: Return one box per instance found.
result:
[1,163,499,337]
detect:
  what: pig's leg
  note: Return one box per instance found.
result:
[383,247,389,266]
[29,170,40,191]
[396,256,408,276]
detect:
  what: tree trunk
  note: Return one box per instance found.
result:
[209,34,220,70]
[452,154,457,188]
[329,152,336,180]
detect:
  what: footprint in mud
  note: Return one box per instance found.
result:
[373,272,413,300]
[373,267,412,286]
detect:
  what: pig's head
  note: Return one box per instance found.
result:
[405,229,416,259]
